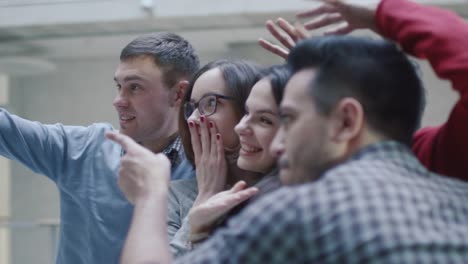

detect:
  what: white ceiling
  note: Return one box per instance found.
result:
[0,0,467,75]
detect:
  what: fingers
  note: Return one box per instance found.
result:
[230,181,247,193]
[258,38,289,59]
[188,120,202,161]
[276,18,301,44]
[106,131,138,154]
[229,181,258,201]
[199,116,211,154]
[215,132,224,164]
[209,121,218,160]
[266,19,296,50]
[293,22,309,40]
[224,186,259,208]
[296,3,337,19]
[303,13,343,31]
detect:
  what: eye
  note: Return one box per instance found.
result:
[260,116,273,125]
[130,84,141,92]
[202,97,217,113]
[207,97,217,107]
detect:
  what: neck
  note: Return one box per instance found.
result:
[141,132,178,153]
[344,128,386,160]
[226,163,263,187]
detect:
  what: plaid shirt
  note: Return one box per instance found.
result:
[176,141,468,263]
[121,136,184,168]
[162,136,184,168]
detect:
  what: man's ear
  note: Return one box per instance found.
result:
[329,98,364,143]
[171,80,189,107]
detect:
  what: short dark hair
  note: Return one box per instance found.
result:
[179,59,262,165]
[288,36,425,146]
[260,65,291,106]
[120,32,200,87]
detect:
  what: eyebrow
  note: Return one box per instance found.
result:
[254,109,278,115]
[113,75,147,83]
[279,105,295,114]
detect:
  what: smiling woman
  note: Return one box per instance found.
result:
[167,63,290,257]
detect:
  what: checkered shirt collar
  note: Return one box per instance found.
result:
[120,135,184,168]
[349,140,413,162]
[162,136,184,168]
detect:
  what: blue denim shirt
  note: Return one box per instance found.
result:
[0,108,194,263]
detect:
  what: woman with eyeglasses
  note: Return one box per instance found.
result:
[168,62,290,257]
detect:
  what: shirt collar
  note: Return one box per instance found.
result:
[120,135,184,168]
[162,136,184,168]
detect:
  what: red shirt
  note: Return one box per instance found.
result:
[377,0,468,180]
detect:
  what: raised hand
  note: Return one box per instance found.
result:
[259,18,309,59]
[297,0,381,35]
[106,131,171,205]
[188,116,228,206]
[188,181,258,235]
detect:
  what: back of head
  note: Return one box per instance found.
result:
[179,59,262,165]
[288,36,425,146]
[120,32,200,87]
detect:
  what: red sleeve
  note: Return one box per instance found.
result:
[376,0,468,180]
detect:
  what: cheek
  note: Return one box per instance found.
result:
[211,116,240,148]
[258,128,278,150]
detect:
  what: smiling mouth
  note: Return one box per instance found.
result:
[240,144,262,155]
[119,115,135,121]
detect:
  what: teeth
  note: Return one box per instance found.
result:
[120,116,135,121]
[241,145,261,153]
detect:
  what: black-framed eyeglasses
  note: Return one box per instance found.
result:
[183,92,235,120]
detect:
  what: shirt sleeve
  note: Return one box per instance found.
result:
[376,0,468,179]
[175,188,305,264]
[167,184,192,257]
[169,216,193,257]
[0,108,111,183]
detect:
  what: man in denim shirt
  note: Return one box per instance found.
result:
[0,32,199,263]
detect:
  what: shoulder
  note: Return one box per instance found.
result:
[168,178,198,205]
[171,159,195,180]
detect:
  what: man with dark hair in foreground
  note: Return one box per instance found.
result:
[108,1,468,263]
[0,32,199,263]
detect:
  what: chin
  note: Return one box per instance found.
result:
[237,158,266,173]
[119,130,140,142]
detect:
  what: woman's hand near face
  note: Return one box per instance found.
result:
[189,116,228,207]
[106,131,171,205]
[188,181,258,236]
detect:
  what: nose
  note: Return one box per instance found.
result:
[270,127,285,158]
[113,91,129,108]
[234,115,252,136]
[187,108,201,123]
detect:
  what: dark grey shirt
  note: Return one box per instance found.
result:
[176,141,468,264]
